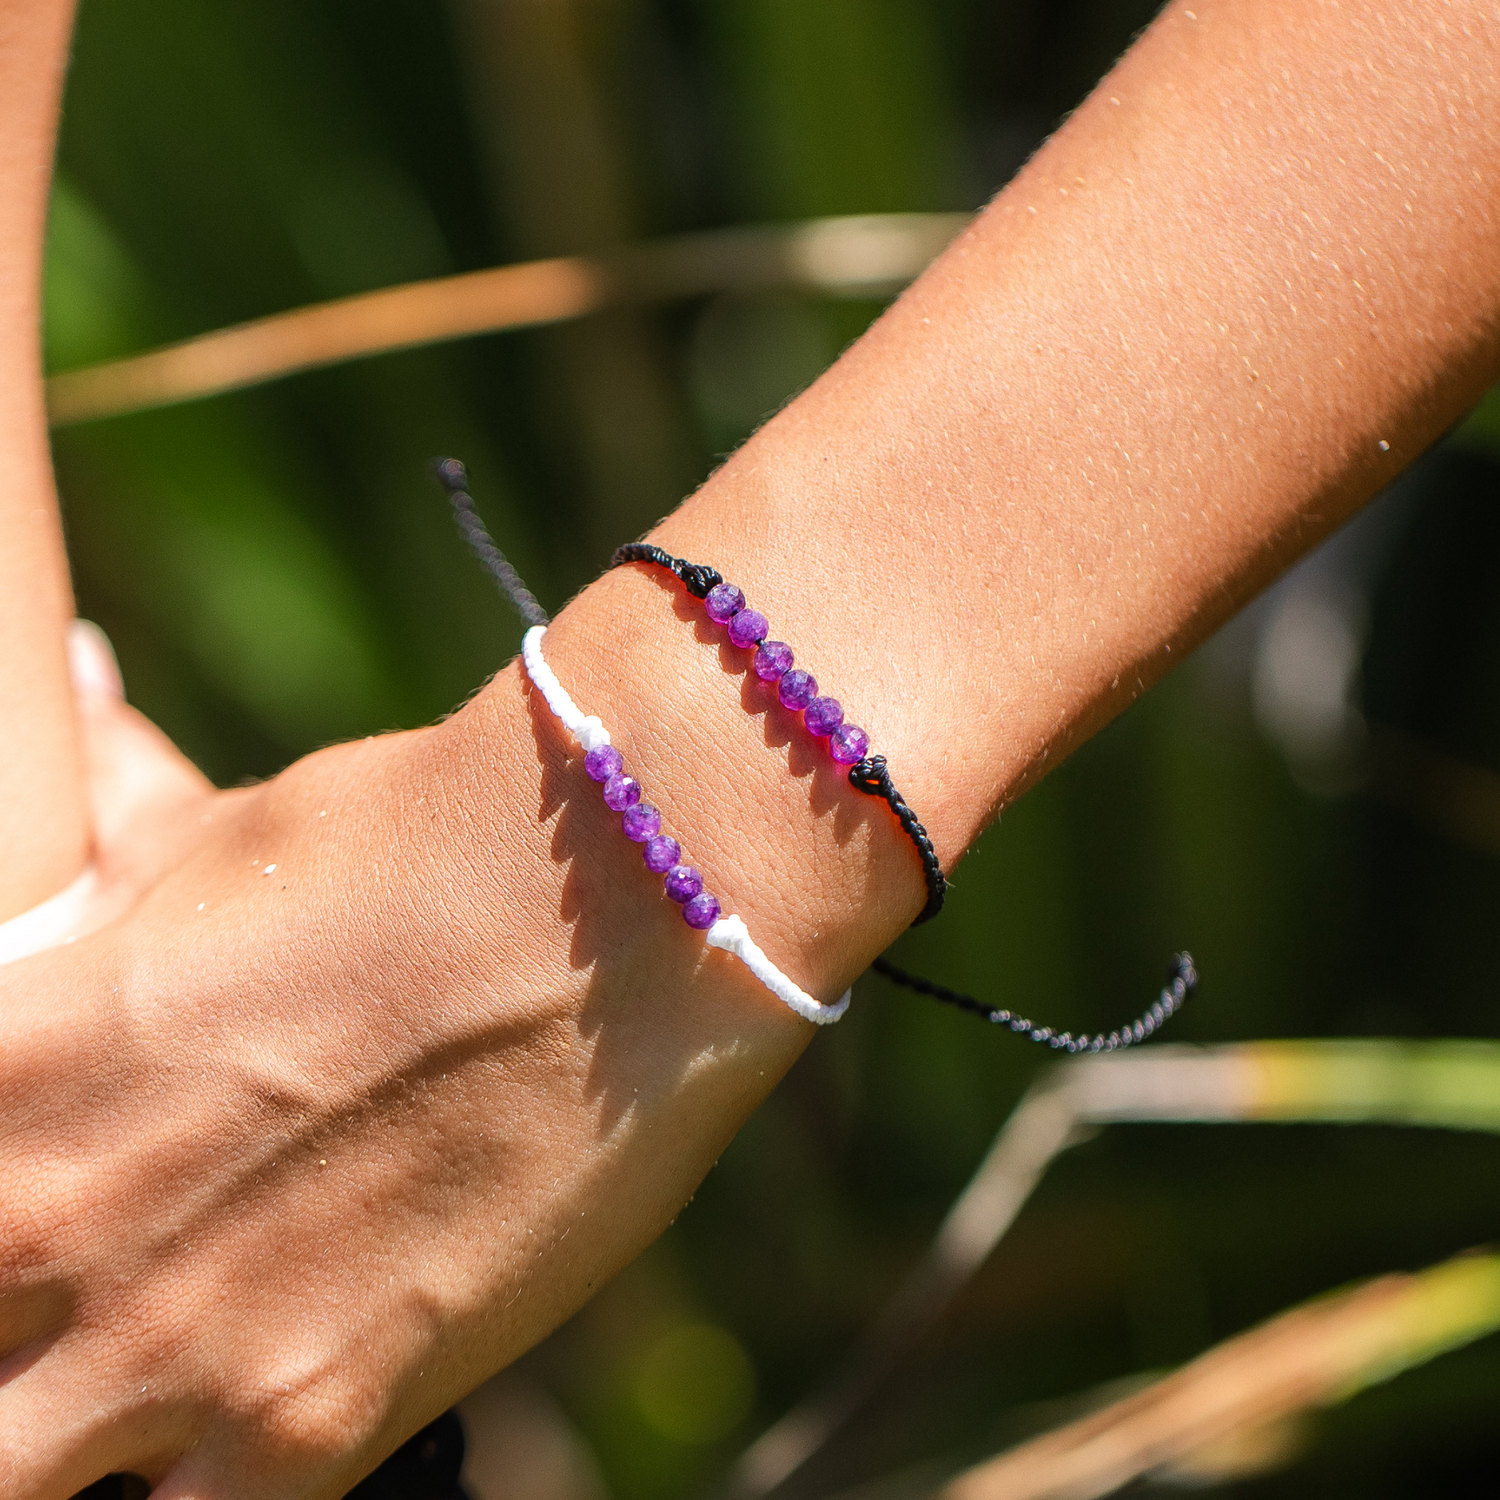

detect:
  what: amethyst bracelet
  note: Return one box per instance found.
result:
[583,739,721,929]
[609,542,948,925]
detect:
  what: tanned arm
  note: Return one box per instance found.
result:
[0,1,1494,1494]
[0,0,88,916]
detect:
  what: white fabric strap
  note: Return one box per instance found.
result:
[522,625,849,1025]
[0,865,98,967]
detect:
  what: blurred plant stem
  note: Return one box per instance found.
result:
[732,1039,1500,1500]
[725,1080,1090,1500]
[449,0,698,552]
[934,1250,1500,1500]
[45,215,966,428]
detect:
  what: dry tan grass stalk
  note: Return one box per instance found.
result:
[46,212,969,427]
[934,1253,1500,1500]
[730,1043,1500,1500]
[47,257,610,427]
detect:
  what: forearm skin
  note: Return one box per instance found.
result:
[538,0,1500,1008]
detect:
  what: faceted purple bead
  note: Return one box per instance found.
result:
[778,668,817,711]
[727,608,768,649]
[584,744,623,782]
[704,582,745,623]
[643,834,681,873]
[804,696,844,737]
[602,772,641,811]
[683,892,721,930]
[830,723,870,764]
[621,803,661,842]
[664,864,703,903]
[754,641,793,681]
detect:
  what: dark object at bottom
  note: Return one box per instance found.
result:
[69,1410,468,1500]
[345,1411,469,1500]
[71,1480,150,1500]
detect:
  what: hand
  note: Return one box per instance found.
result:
[1,621,818,1498]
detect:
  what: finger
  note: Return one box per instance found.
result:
[68,620,213,868]
[77,695,213,847]
[148,1392,453,1500]
[0,1343,178,1500]
[153,1437,370,1500]
[66,619,125,702]
[147,1416,368,1500]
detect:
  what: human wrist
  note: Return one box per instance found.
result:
[531,493,932,1008]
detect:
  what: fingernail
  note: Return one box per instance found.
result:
[67,618,125,701]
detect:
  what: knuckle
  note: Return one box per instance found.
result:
[235,1357,386,1471]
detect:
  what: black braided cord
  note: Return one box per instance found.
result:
[873,952,1198,1052]
[433,467,1197,1046]
[609,543,948,925]
[846,755,946,925]
[432,457,550,629]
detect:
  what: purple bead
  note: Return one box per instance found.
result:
[804,696,844,737]
[778,668,817,711]
[683,892,721,930]
[664,864,703,904]
[622,803,661,842]
[754,641,794,681]
[727,608,769,650]
[643,834,681,873]
[830,723,870,764]
[602,772,641,811]
[584,744,623,782]
[704,583,745,623]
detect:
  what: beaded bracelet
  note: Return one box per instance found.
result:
[522,625,850,1025]
[432,457,1197,1047]
[609,542,946,925]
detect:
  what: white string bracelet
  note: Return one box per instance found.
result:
[522,625,849,1025]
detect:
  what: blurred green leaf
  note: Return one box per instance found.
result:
[44,174,151,371]
[636,1323,757,1445]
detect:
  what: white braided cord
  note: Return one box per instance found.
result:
[522,626,849,1025]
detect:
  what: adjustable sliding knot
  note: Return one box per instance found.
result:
[847,754,890,796]
[610,541,674,573]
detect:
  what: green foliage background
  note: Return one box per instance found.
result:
[46,1,1500,1494]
